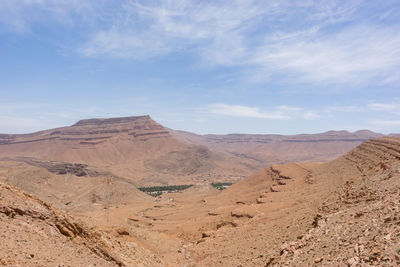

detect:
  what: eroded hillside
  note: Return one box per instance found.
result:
[0,136,399,266]
[0,116,260,185]
[0,182,163,266]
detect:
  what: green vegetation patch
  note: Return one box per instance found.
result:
[138,184,193,196]
[211,182,233,190]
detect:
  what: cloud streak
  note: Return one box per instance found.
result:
[249,25,400,84]
[368,102,400,115]
[0,0,102,33]
[207,103,319,120]
[2,1,400,86]
[78,1,400,85]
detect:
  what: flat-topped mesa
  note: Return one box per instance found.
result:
[72,115,152,126]
[0,115,186,177]
[64,115,170,141]
[0,115,172,146]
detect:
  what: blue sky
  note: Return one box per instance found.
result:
[0,0,400,134]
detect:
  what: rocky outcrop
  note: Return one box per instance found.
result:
[341,137,400,178]
[263,137,400,266]
[0,182,163,266]
[0,182,123,266]
[272,165,400,266]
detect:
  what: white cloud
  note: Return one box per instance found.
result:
[81,0,270,59]
[249,25,400,84]
[324,105,362,113]
[302,111,320,120]
[80,1,400,85]
[209,103,288,119]
[368,103,400,111]
[368,102,400,115]
[207,103,319,120]
[370,119,400,126]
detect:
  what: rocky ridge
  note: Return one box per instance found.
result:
[266,137,400,266]
[0,181,163,266]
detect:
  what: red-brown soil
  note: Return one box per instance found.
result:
[0,116,259,186]
[0,181,163,266]
[1,137,398,266]
[0,116,383,186]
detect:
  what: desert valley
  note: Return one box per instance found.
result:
[1,2,400,266]
[0,115,399,266]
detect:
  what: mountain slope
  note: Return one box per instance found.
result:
[0,181,163,266]
[0,115,386,187]
[1,133,398,266]
[0,116,260,185]
[0,158,152,214]
[159,137,400,266]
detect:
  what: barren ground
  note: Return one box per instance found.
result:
[0,137,399,266]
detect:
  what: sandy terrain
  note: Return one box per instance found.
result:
[1,136,399,266]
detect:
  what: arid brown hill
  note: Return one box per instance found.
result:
[0,137,398,266]
[0,116,260,185]
[0,181,163,266]
[169,137,400,266]
[0,115,385,186]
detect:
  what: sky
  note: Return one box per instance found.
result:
[0,0,400,135]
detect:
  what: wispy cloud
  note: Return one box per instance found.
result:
[323,105,362,113]
[77,1,400,85]
[0,0,100,33]
[370,119,400,126]
[80,0,271,59]
[249,25,400,85]
[2,1,399,86]
[207,101,400,124]
[207,103,319,120]
[209,104,289,120]
[368,102,400,114]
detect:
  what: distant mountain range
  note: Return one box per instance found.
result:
[170,128,383,164]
